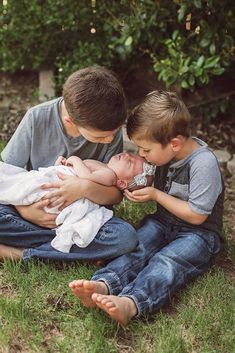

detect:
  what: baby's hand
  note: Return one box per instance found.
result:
[65,156,81,167]
[55,156,66,166]
[124,187,158,203]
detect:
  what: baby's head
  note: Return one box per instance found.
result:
[107,152,156,191]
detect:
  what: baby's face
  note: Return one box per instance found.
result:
[108,152,144,181]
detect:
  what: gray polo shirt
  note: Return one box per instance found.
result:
[1,98,123,170]
[154,137,224,235]
[166,137,222,215]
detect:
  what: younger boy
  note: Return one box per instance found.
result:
[0,66,138,262]
[69,90,224,325]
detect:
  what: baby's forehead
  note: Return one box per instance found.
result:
[129,153,145,163]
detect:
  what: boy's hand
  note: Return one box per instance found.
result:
[42,174,89,209]
[124,187,158,203]
[15,199,57,228]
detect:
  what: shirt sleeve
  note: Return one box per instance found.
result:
[102,127,123,163]
[1,109,33,168]
[188,153,222,215]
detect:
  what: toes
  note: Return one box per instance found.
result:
[105,301,116,309]
[92,294,116,310]
[83,280,95,291]
[92,293,105,303]
[91,293,99,302]
[69,280,84,289]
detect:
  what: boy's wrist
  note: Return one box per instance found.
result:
[75,178,90,198]
[153,189,159,202]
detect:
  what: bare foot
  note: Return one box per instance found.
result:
[0,244,23,261]
[91,294,137,326]
[69,280,108,308]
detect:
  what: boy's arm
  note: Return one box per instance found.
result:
[42,174,123,209]
[125,188,208,225]
[155,190,208,224]
[125,154,222,225]
[16,177,122,228]
[15,199,58,228]
[1,110,32,167]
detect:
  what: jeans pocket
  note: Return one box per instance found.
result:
[204,232,221,254]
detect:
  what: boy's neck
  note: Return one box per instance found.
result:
[60,101,81,137]
[174,137,200,161]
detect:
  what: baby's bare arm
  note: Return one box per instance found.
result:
[66,156,115,186]
[66,156,92,176]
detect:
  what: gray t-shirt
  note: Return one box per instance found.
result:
[167,137,222,215]
[1,97,123,170]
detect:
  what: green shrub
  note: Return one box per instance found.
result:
[0,0,234,94]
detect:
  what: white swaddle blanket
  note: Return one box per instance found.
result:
[0,161,113,252]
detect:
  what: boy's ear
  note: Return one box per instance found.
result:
[116,179,128,190]
[170,136,183,152]
[64,116,74,125]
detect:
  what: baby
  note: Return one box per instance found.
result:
[0,153,155,252]
[55,153,155,191]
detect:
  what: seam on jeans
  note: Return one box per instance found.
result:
[22,248,31,262]
[119,294,142,318]
[92,273,122,295]
[117,247,159,283]
[93,278,112,295]
[3,214,41,232]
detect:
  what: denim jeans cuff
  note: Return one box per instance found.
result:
[119,289,150,317]
[22,248,31,262]
[91,272,123,295]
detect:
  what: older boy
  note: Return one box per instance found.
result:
[69,90,224,325]
[0,66,138,261]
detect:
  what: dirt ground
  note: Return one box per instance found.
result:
[0,70,234,271]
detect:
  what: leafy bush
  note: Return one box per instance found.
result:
[0,0,234,94]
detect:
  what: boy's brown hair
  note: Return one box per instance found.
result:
[63,66,127,131]
[127,90,191,145]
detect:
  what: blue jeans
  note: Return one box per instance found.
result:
[0,205,138,262]
[92,215,221,316]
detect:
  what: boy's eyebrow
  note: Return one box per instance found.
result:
[135,143,148,149]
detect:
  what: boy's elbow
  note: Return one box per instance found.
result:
[112,190,123,205]
[105,188,123,205]
[188,213,208,225]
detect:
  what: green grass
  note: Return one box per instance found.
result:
[0,140,5,161]
[0,258,234,353]
[0,140,234,352]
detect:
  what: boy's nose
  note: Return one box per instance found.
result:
[104,134,115,143]
[138,149,145,158]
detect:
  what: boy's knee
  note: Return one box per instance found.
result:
[118,222,138,252]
